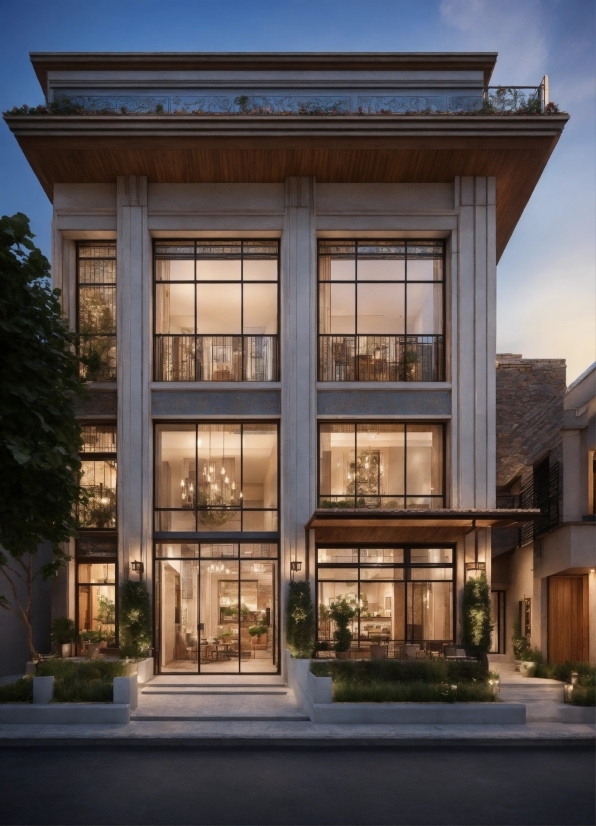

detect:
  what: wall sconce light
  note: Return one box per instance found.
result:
[131,560,144,576]
[290,561,302,572]
[465,561,486,578]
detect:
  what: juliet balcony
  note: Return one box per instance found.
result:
[155,334,279,382]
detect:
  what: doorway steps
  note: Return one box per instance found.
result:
[499,682,565,722]
[132,677,310,721]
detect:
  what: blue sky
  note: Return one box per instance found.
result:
[1,0,594,382]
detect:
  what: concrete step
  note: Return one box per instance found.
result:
[141,686,288,697]
[131,714,310,722]
[500,686,564,702]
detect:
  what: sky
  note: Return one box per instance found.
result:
[0,0,594,383]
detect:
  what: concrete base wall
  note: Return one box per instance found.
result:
[0,704,130,724]
[557,704,596,724]
[285,651,526,724]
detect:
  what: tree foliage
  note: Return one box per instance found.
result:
[119,580,152,658]
[329,596,357,652]
[286,580,315,657]
[462,573,493,654]
[0,213,84,656]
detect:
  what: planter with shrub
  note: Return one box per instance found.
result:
[50,617,77,658]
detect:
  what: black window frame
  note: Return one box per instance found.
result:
[76,241,117,382]
[153,420,280,540]
[317,239,445,382]
[317,421,446,510]
[153,239,280,382]
[315,543,456,650]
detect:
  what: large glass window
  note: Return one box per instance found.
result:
[77,242,117,381]
[318,423,444,509]
[317,546,453,654]
[318,240,444,381]
[155,423,278,533]
[155,542,278,673]
[76,425,118,646]
[154,241,279,382]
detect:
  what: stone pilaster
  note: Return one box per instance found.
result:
[280,176,317,596]
[116,176,152,589]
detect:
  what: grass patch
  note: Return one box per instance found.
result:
[310,659,497,703]
[0,677,33,703]
[37,659,127,703]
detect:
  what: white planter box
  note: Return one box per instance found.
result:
[557,704,596,724]
[285,650,526,725]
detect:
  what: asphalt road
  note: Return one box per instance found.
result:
[0,744,593,825]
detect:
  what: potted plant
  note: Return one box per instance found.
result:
[248,623,268,650]
[511,618,530,670]
[50,617,78,658]
[329,597,357,659]
[369,633,387,660]
[80,629,104,657]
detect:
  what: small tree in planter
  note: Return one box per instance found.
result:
[119,580,152,658]
[286,581,315,658]
[329,596,357,658]
[50,617,77,657]
[462,573,493,666]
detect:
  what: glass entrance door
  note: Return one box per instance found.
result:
[156,543,277,674]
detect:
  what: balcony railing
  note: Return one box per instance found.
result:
[319,335,444,382]
[155,335,279,382]
[495,461,560,546]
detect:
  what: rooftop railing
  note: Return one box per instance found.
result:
[5,77,559,117]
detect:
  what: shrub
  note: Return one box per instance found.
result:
[532,661,596,684]
[37,658,126,703]
[462,573,492,654]
[0,677,33,702]
[286,581,315,657]
[568,686,595,707]
[119,580,152,658]
[310,658,490,684]
[328,597,357,652]
[50,617,77,646]
[511,617,531,659]
[332,680,497,703]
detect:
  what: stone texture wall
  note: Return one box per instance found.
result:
[496,354,566,489]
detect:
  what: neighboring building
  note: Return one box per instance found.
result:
[3,52,566,676]
[492,355,596,663]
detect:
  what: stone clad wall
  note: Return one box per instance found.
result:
[496,354,566,489]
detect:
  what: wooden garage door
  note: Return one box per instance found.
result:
[548,576,589,663]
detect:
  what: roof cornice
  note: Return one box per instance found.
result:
[30,51,498,94]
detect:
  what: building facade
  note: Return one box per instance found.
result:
[4,52,567,675]
[492,356,596,664]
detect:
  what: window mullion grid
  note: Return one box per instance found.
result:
[354,242,358,382]
[194,241,198,381]
[404,242,408,382]
[241,242,245,381]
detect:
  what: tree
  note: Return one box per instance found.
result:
[462,572,493,655]
[119,580,152,658]
[286,581,315,657]
[0,213,84,658]
[329,596,357,652]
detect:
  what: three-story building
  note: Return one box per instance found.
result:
[4,51,567,675]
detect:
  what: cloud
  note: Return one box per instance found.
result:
[439,0,549,81]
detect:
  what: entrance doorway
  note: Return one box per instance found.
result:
[548,575,589,663]
[156,543,278,674]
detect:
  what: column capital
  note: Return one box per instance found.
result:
[117,175,147,208]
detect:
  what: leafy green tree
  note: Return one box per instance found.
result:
[462,573,493,654]
[119,580,152,658]
[0,213,84,658]
[286,581,315,657]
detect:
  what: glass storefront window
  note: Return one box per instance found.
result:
[316,546,454,649]
[156,544,278,673]
[77,563,116,644]
[155,423,278,534]
[319,422,444,509]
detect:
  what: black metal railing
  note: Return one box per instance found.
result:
[496,462,560,546]
[319,335,444,382]
[155,334,279,382]
[315,639,455,659]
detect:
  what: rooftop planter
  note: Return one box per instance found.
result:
[3,87,561,118]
